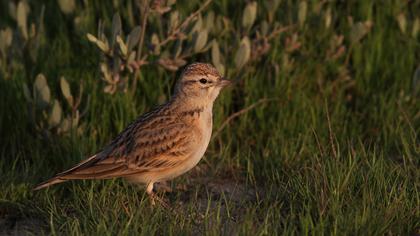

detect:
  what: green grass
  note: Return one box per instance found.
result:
[0,0,419,235]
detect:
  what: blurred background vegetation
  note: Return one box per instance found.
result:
[0,0,419,235]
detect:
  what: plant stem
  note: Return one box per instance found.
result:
[131,0,150,94]
[136,0,150,61]
[159,0,212,47]
[212,98,278,139]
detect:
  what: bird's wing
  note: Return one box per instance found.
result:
[52,105,196,180]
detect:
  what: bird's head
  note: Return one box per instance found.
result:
[174,63,231,104]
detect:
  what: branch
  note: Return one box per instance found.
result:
[212,98,278,139]
[136,0,150,61]
[159,0,212,47]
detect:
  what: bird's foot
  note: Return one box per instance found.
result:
[148,192,170,209]
[146,182,171,209]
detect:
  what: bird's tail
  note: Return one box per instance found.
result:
[33,154,100,191]
[33,177,67,191]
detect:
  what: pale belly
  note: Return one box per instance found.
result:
[126,110,213,184]
[158,128,211,181]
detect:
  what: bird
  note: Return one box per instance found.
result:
[33,62,231,205]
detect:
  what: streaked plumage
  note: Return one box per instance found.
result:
[34,63,230,205]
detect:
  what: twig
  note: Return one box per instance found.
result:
[159,0,212,47]
[312,128,325,157]
[325,103,337,159]
[397,103,417,141]
[212,98,278,139]
[267,24,295,40]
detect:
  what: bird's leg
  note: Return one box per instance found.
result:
[146,182,170,209]
[146,182,156,206]
[155,181,172,193]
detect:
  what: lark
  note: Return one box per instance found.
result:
[34,63,230,205]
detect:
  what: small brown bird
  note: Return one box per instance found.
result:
[34,63,230,205]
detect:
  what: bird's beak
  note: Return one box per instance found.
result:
[218,78,232,87]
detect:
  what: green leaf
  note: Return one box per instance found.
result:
[60,77,74,106]
[204,11,215,31]
[103,85,115,94]
[169,10,179,31]
[96,39,109,53]
[261,20,269,36]
[242,2,257,28]
[211,41,221,66]
[100,63,112,82]
[22,83,32,102]
[72,110,80,128]
[60,77,71,98]
[0,28,13,54]
[151,33,160,55]
[215,63,225,77]
[111,13,122,44]
[193,29,208,53]
[298,1,307,27]
[8,2,17,20]
[324,7,332,29]
[234,36,251,69]
[127,51,136,65]
[264,0,281,15]
[58,0,76,15]
[49,99,62,127]
[189,15,203,35]
[127,26,141,52]
[167,0,176,6]
[17,1,29,40]
[117,35,128,56]
[211,40,225,75]
[58,117,71,133]
[33,74,50,109]
[350,21,372,44]
[396,13,406,34]
[413,18,419,38]
[86,33,98,43]
[126,52,135,72]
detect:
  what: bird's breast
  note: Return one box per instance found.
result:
[184,108,213,170]
[134,107,213,183]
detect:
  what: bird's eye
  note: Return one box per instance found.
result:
[199,78,208,84]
